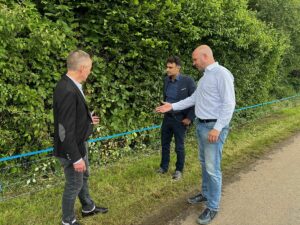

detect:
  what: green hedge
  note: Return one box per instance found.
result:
[0,1,76,157]
[0,0,299,158]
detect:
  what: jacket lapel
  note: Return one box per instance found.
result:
[176,75,183,100]
[64,75,92,120]
[163,77,169,101]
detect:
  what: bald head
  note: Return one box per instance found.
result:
[194,45,214,58]
[192,45,215,71]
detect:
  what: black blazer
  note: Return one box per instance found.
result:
[163,75,196,121]
[53,75,93,162]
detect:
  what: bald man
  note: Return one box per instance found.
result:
[53,50,108,225]
[156,45,235,224]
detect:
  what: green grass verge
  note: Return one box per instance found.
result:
[1,104,300,225]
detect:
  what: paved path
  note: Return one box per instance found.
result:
[168,133,300,225]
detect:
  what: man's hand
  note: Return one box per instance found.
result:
[181,118,191,126]
[73,159,86,172]
[156,102,173,113]
[92,115,99,124]
[208,129,220,143]
[91,111,99,125]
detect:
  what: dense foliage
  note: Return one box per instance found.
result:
[248,0,300,94]
[0,1,76,158]
[0,0,299,158]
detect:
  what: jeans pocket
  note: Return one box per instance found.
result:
[205,121,216,130]
[219,127,229,144]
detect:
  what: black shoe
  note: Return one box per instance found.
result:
[157,167,167,174]
[62,220,81,225]
[72,222,81,225]
[197,208,218,225]
[172,171,182,181]
[187,193,207,204]
[82,206,108,217]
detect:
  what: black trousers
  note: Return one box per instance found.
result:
[160,115,187,172]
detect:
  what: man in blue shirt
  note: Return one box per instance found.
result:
[156,45,235,224]
[158,56,196,180]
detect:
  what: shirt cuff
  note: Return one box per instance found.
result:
[73,158,83,165]
[214,122,223,132]
[171,103,178,111]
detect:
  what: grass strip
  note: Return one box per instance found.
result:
[1,105,300,225]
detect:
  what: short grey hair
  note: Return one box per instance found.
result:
[67,50,91,71]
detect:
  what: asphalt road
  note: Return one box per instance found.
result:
[167,133,300,225]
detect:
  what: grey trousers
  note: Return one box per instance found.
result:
[58,143,95,223]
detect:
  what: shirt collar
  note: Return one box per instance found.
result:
[169,74,181,82]
[66,74,83,91]
[205,62,219,72]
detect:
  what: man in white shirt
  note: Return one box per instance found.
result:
[156,45,235,224]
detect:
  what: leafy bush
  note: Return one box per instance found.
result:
[0,1,76,157]
[248,0,300,96]
[0,0,298,162]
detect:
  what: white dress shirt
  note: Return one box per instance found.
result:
[172,62,236,131]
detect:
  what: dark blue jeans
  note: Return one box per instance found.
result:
[58,143,95,224]
[160,115,187,172]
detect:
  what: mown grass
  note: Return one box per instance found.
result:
[1,103,300,225]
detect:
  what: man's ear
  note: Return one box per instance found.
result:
[78,65,85,73]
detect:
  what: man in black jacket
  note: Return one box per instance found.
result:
[158,56,196,180]
[53,50,108,225]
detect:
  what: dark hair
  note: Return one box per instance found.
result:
[166,56,181,67]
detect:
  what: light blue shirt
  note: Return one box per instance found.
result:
[66,74,85,98]
[172,62,235,131]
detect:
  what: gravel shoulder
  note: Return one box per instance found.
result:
[140,132,300,225]
[167,132,300,225]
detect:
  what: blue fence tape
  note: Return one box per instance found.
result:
[0,94,299,163]
[0,125,161,163]
[0,147,54,163]
[234,95,299,112]
[88,125,161,143]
